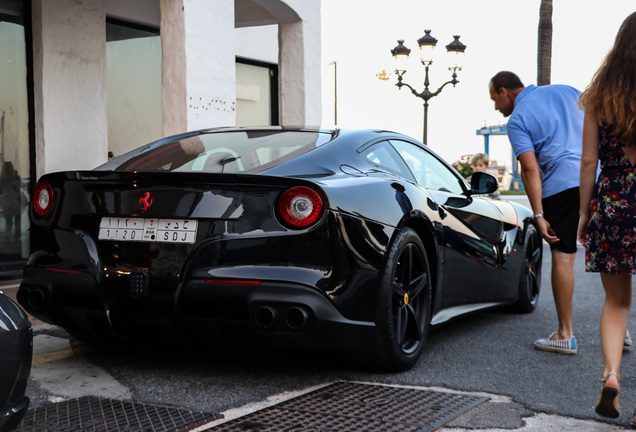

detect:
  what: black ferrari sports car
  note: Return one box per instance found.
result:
[18,127,541,371]
[0,291,32,431]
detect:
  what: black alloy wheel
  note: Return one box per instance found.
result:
[367,228,432,371]
[515,224,542,313]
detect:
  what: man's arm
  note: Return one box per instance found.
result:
[517,151,559,243]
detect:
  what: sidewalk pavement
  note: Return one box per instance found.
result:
[1,279,630,431]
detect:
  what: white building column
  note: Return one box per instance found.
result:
[278,0,321,126]
[160,0,236,136]
[32,0,108,178]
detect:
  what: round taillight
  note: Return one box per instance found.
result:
[33,181,54,217]
[278,186,325,229]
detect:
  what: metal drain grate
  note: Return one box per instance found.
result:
[16,396,222,432]
[206,381,489,432]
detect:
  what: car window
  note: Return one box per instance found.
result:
[389,140,465,194]
[110,131,333,173]
[358,140,415,181]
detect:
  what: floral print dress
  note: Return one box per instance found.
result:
[585,125,636,274]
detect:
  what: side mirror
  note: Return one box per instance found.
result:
[469,171,499,195]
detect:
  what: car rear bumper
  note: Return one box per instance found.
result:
[174,279,375,349]
[18,267,375,350]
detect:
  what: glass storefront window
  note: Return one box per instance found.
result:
[106,19,161,158]
[236,59,278,126]
[0,0,30,271]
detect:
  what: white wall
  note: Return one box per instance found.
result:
[32,0,108,177]
[160,0,236,135]
[235,0,322,127]
[235,25,278,63]
[29,0,322,175]
[278,0,322,126]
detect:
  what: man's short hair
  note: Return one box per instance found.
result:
[490,71,524,91]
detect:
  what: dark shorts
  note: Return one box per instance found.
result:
[543,187,579,254]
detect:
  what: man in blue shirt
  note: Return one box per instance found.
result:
[489,71,583,354]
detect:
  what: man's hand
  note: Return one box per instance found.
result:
[537,217,559,244]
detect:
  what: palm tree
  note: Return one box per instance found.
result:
[537,0,553,85]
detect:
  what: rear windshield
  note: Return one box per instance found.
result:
[105,130,333,173]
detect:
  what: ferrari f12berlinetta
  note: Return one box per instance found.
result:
[18,127,541,371]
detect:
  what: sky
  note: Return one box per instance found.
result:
[320,0,635,168]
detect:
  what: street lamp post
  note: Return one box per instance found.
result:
[328,61,338,125]
[390,30,466,145]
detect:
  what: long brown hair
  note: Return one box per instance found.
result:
[579,11,636,145]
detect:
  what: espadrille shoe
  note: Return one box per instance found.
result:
[533,332,577,354]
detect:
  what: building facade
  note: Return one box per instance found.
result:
[0,0,322,277]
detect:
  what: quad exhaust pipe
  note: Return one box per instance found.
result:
[285,306,310,329]
[17,288,48,313]
[253,305,311,331]
[254,306,279,330]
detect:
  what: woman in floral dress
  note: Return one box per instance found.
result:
[578,11,636,423]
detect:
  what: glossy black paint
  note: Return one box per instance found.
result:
[0,293,32,431]
[18,127,537,367]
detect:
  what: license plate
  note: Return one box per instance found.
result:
[99,217,198,244]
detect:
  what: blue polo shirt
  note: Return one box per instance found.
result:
[507,84,584,198]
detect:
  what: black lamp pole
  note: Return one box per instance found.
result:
[390,31,466,145]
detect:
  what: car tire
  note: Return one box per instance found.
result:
[365,228,432,372]
[515,224,542,313]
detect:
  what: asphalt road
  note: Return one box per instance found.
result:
[21,195,636,429]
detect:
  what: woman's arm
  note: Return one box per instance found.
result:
[577,112,600,246]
